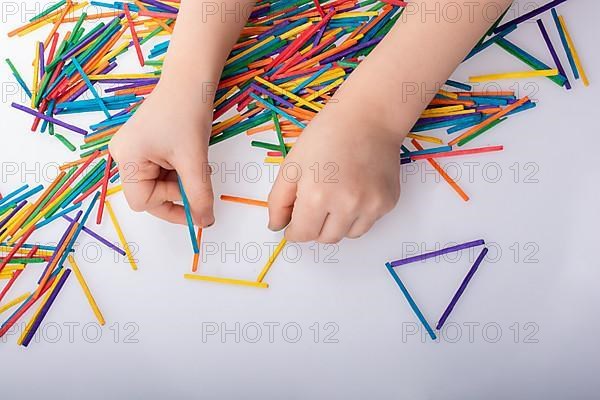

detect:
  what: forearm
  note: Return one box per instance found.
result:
[330,0,513,146]
[159,0,257,102]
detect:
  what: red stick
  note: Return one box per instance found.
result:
[123,4,145,67]
[47,32,60,65]
[411,145,504,161]
[313,0,326,17]
[73,166,118,204]
[266,9,335,71]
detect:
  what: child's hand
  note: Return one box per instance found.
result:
[109,83,215,227]
[267,101,402,243]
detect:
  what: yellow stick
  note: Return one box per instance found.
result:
[107,185,123,196]
[0,246,53,257]
[283,67,345,91]
[264,157,284,164]
[469,69,559,82]
[104,201,138,271]
[422,105,464,115]
[558,15,589,87]
[68,255,105,325]
[12,2,87,37]
[184,274,269,289]
[279,22,312,40]
[332,11,379,19]
[214,85,239,108]
[0,292,31,314]
[407,134,444,145]
[32,42,40,107]
[3,265,26,273]
[99,42,130,65]
[420,109,476,118]
[304,77,344,101]
[254,76,322,112]
[438,90,459,100]
[257,238,286,282]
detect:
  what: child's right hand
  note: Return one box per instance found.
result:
[109,83,215,227]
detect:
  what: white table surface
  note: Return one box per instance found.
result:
[1,1,599,398]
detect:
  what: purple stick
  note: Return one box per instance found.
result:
[319,36,383,64]
[250,83,295,108]
[62,215,126,256]
[493,0,568,33]
[140,0,179,14]
[37,211,82,285]
[436,247,488,330]
[104,79,159,92]
[61,20,115,61]
[11,103,87,135]
[391,239,485,267]
[22,269,71,347]
[536,19,571,90]
[39,42,45,78]
[258,20,290,41]
[312,23,327,48]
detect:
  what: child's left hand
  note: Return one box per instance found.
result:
[267,100,402,243]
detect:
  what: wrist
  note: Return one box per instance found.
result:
[151,79,215,135]
[326,79,407,150]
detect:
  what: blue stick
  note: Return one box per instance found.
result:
[177,177,199,254]
[385,263,437,340]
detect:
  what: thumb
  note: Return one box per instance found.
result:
[268,165,298,231]
[174,155,215,228]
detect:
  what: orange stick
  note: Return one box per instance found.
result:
[233,38,258,50]
[83,127,119,143]
[411,139,470,202]
[429,98,475,107]
[218,69,265,90]
[479,107,503,114]
[220,195,268,208]
[7,7,65,37]
[44,0,73,47]
[192,228,202,273]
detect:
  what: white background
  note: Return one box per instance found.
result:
[1,1,599,399]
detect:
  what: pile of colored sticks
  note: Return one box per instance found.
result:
[1,0,588,345]
[0,174,129,346]
[386,240,488,340]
